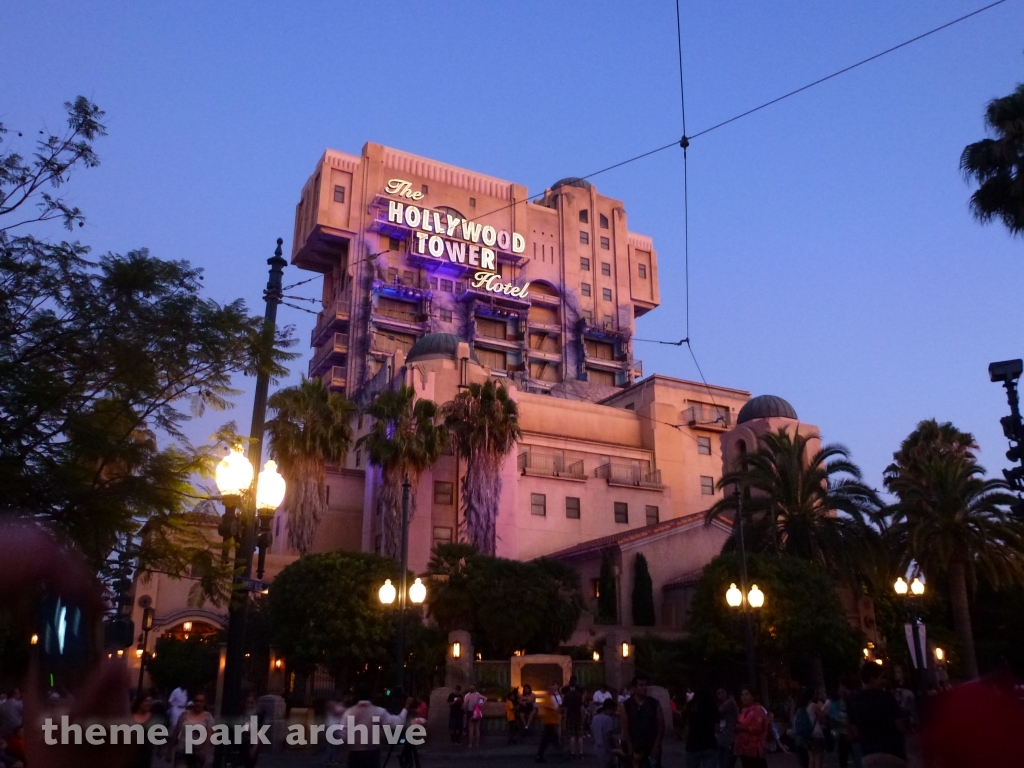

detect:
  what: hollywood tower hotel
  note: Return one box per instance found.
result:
[274,142,836,631]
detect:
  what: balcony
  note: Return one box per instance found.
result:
[310,297,351,347]
[684,404,732,431]
[633,360,643,377]
[308,332,349,377]
[517,452,587,481]
[321,365,346,392]
[594,462,663,489]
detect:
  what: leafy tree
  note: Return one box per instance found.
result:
[706,428,880,579]
[0,98,295,577]
[267,551,398,684]
[884,441,1024,680]
[443,380,521,554]
[688,552,861,677]
[357,385,446,557]
[266,377,355,555]
[632,553,656,626]
[960,78,1024,236]
[426,543,584,658]
[147,634,222,697]
[597,551,618,625]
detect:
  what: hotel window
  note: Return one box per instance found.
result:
[389,236,402,251]
[477,347,507,371]
[440,279,453,293]
[469,197,476,207]
[355,450,361,467]
[591,578,601,599]
[456,281,466,294]
[387,267,399,283]
[589,368,615,387]
[600,237,610,250]
[580,231,590,245]
[531,493,547,516]
[580,257,590,271]
[579,209,589,224]
[614,502,629,524]
[601,262,611,276]
[428,277,438,289]
[333,185,346,203]
[477,317,507,340]
[646,505,660,525]
[602,288,613,302]
[566,497,581,519]
[697,436,712,455]
[700,475,715,495]
[433,526,453,549]
[421,184,429,194]
[638,263,648,279]
[581,283,591,297]
[433,481,454,505]
[581,310,593,323]
[599,213,609,228]
[401,270,415,286]
[439,308,453,323]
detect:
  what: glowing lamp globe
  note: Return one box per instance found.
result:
[934,647,945,662]
[256,460,286,511]
[216,447,253,497]
[748,584,765,609]
[910,577,925,596]
[726,583,743,608]
[379,579,397,605]
[893,577,908,595]
[409,578,427,604]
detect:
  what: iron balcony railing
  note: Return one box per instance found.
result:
[321,365,346,391]
[684,404,731,430]
[594,462,663,488]
[517,452,586,480]
[308,333,349,376]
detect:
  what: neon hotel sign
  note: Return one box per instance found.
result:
[382,179,529,299]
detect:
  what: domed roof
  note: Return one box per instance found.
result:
[737,395,798,424]
[405,333,478,364]
[552,177,592,190]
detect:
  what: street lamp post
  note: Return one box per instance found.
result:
[378,476,426,691]
[220,239,287,740]
[135,606,155,695]
[730,488,759,693]
[894,576,928,693]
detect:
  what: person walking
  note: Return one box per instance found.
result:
[535,682,563,763]
[463,685,485,749]
[322,697,346,766]
[130,695,162,768]
[622,676,664,768]
[170,693,214,768]
[685,687,719,768]
[241,692,264,768]
[446,686,464,744]
[848,664,907,768]
[520,683,537,734]
[715,687,738,768]
[506,688,520,744]
[562,676,586,758]
[733,686,769,768]
[167,685,188,738]
[342,686,412,768]
[829,681,860,768]
[591,699,619,768]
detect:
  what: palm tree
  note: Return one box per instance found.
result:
[960,81,1024,236]
[266,377,355,555]
[885,454,1024,680]
[357,384,446,557]
[705,428,880,577]
[443,380,521,555]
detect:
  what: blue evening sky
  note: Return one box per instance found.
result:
[5,0,1023,491]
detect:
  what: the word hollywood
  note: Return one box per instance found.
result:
[41,715,425,753]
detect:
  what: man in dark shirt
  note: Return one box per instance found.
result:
[561,676,585,758]
[623,676,664,768]
[848,663,907,767]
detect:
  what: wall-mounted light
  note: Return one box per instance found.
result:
[592,650,600,662]
[874,658,883,666]
[476,652,482,661]
[136,648,144,658]
[452,641,461,659]
[934,647,945,662]
[621,642,630,659]
[274,658,283,669]
[183,621,193,633]
[117,649,124,658]
[30,634,38,646]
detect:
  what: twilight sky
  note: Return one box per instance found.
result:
[5,0,1024,491]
